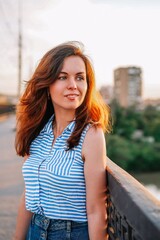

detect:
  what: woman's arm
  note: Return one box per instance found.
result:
[13,190,33,240]
[83,127,108,240]
[13,155,33,240]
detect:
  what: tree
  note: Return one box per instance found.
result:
[106,135,133,170]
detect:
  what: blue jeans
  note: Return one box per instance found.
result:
[26,214,89,240]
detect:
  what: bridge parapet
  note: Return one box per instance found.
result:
[106,158,160,240]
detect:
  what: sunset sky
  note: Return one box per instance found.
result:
[0,0,160,99]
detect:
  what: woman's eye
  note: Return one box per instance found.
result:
[58,76,66,80]
[77,76,84,81]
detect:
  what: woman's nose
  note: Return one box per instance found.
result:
[67,78,77,89]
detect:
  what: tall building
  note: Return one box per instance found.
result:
[114,66,142,107]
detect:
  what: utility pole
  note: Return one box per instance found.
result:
[17,0,22,99]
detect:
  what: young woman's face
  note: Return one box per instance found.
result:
[49,56,88,114]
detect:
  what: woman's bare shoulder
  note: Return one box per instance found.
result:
[82,126,106,160]
[85,125,105,142]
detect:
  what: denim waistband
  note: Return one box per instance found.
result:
[32,214,88,231]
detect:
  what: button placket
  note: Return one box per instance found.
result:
[66,220,72,240]
[43,218,50,229]
[40,231,47,240]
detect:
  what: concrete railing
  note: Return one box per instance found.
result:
[106,158,160,240]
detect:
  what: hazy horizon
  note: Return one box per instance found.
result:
[0,0,160,99]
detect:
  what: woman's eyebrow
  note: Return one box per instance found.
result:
[59,71,86,75]
[59,71,68,74]
[76,72,86,75]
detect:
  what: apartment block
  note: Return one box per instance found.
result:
[114,66,142,107]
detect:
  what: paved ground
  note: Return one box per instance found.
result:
[0,114,24,240]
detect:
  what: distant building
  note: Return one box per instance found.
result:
[0,95,8,105]
[99,85,113,104]
[0,94,17,105]
[114,66,142,107]
[142,98,160,110]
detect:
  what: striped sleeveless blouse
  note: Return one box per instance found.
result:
[22,115,90,222]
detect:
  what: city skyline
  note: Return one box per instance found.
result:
[0,0,160,99]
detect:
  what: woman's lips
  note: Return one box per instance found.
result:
[65,94,79,100]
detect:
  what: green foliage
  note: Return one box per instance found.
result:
[128,142,160,172]
[141,105,160,137]
[107,101,160,172]
[106,135,134,169]
[106,134,160,172]
[150,119,160,141]
[110,100,160,141]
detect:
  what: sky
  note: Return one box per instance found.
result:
[0,0,160,99]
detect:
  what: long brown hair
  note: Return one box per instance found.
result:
[15,41,111,156]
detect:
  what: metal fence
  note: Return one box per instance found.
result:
[106,158,160,240]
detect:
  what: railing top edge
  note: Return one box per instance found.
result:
[106,157,160,207]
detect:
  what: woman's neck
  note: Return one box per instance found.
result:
[53,111,75,138]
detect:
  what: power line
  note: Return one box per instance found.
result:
[17,0,22,98]
[0,0,23,98]
[0,0,18,58]
[0,0,16,37]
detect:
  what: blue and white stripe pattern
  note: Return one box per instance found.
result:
[22,115,90,222]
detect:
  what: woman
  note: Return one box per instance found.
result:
[14,41,111,240]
